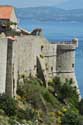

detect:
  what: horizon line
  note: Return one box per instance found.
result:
[0,4,83,10]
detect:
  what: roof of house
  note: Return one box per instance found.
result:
[0,6,13,20]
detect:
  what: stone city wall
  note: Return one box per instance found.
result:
[0,38,8,93]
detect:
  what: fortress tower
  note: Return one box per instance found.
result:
[56,42,76,81]
[46,39,80,95]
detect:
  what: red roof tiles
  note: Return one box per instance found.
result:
[0,6,13,20]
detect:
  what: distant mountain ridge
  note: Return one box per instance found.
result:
[16,6,83,22]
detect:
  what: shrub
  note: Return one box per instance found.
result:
[0,94,17,116]
[79,99,83,115]
[17,77,62,113]
[17,85,25,98]
[61,110,80,125]
[17,80,46,110]
[59,84,78,102]
[17,108,38,121]
[43,89,60,108]
[52,77,79,107]
[53,77,62,94]
[0,115,10,125]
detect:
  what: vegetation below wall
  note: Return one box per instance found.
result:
[0,76,83,125]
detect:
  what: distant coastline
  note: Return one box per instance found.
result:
[16,6,83,22]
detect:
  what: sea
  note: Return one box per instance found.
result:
[19,19,83,97]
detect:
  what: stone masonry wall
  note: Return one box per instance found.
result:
[16,35,48,77]
[0,35,80,97]
[6,39,13,97]
[0,38,8,93]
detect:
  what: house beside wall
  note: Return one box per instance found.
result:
[0,6,17,31]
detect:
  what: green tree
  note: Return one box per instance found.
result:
[52,77,79,107]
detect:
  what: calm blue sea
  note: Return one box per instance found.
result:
[19,19,83,97]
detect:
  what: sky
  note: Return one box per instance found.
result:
[0,0,83,9]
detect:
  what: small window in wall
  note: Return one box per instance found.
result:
[41,45,44,51]
[58,65,61,68]
[51,67,53,71]
[72,64,74,68]
[34,65,37,70]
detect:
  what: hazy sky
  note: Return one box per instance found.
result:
[0,0,83,9]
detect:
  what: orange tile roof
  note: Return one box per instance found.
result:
[0,6,13,20]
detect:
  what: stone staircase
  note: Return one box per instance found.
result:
[37,55,48,88]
